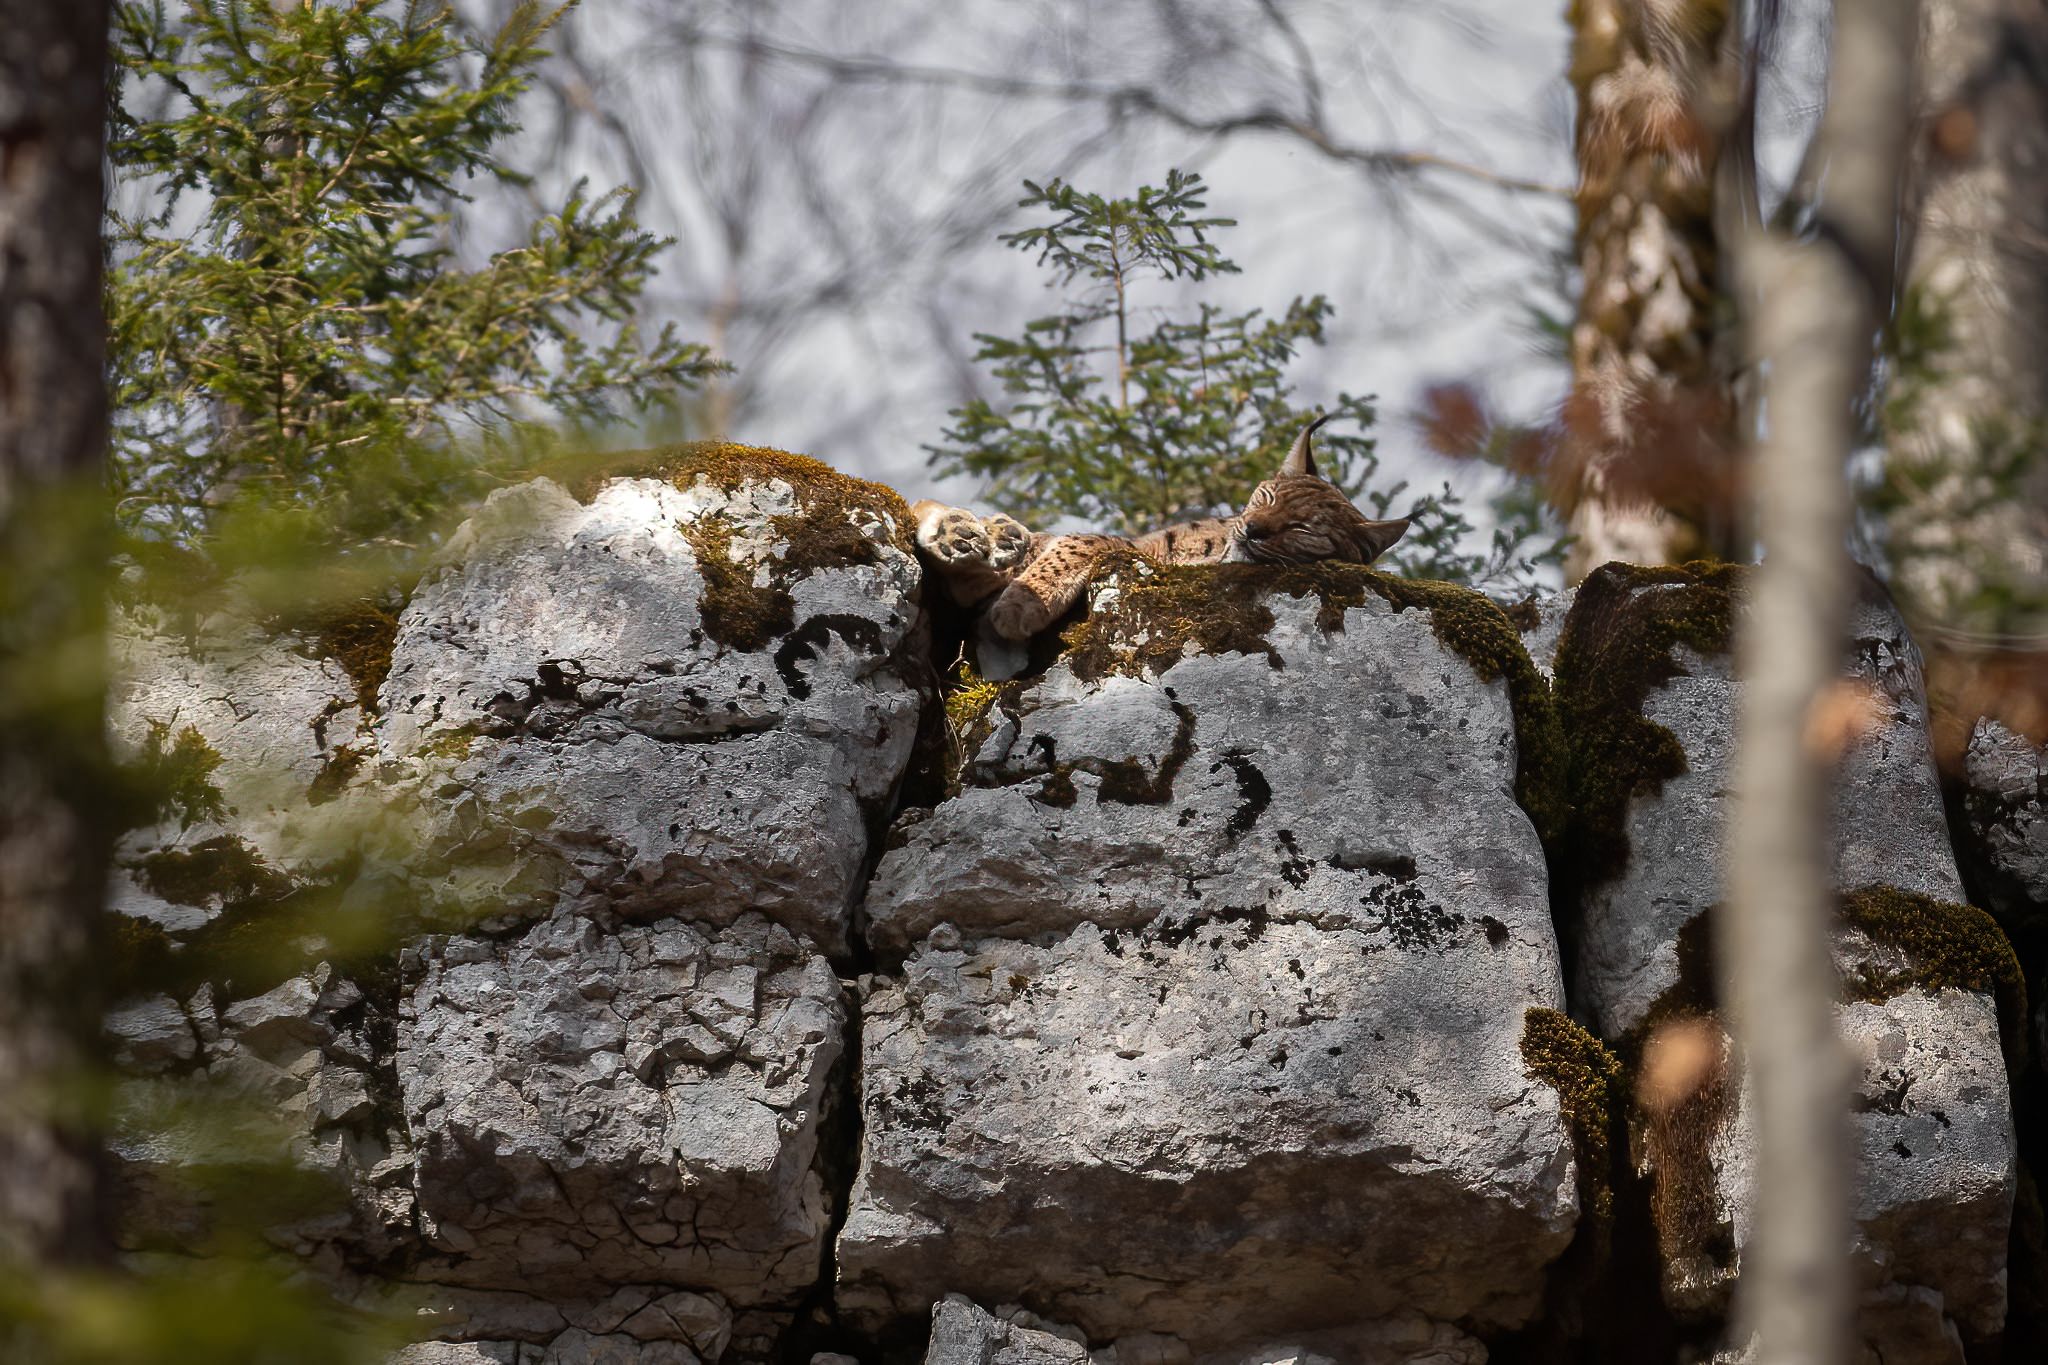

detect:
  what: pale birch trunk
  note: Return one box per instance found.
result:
[1564,0,1746,578]
[1887,0,2048,640]
[1722,3,1920,1361]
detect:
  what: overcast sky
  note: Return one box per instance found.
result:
[479,0,1828,528]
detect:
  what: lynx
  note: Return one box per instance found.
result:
[913,416,1410,641]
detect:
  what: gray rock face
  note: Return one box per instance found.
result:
[1959,716,2048,929]
[925,1298,1094,1365]
[868,588,1552,958]
[1568,576,1964,1038]
[1553,566,2016,1356]
[400,910,846,1305]
[107,600,372,935]
[917,1297,1487,1365]
[378,473,925,955]
[844,574,1574,1347]
[103,454,922,1361]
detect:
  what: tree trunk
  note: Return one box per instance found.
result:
[1722,2,1919,1361]
[1563,0,1746,579]
[0,0,115,1266]
[1885,0,2048,641]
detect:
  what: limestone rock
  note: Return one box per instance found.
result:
[1958,716,2048,930]
[106,600,371,937]
[845,569,1574,1346]
[400,910,846,1308]
[104,451,916,1360]
[1560,566,1965,1039]
[376,468,924,956]
[925,1297,1095,1365]
[104,994,198,1073]
[1552,564,2016,1353]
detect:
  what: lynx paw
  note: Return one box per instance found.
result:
[986,581,1055,641]
[983,513,1031,571]
[916,505,993,566]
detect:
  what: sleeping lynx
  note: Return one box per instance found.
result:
[913,416,1410,641]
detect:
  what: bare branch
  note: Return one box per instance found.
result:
[665,25,1574,198]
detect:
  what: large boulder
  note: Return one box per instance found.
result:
[1958,716,2048,931]
[377,451,927,956]
[1551,563,2019,1358]
[102,446,924,1361]
[1557,565,1965,1038]
[399,910,846,1307]
[840,563,1579,1349]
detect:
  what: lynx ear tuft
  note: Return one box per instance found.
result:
[1280,413,1335,479]
[1353,517,1409,563]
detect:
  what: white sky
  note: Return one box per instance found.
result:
[478,0,1831,529]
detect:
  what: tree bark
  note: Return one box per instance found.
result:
[0,0,115,1266]
[1722,2,1919,1361]
[1886,0,2048,641]
[1563,0,1747,578]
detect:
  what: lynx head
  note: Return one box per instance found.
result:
[1224,415,1410,565]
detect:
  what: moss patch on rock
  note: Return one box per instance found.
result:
[685,519,798,652]
[1553,560,1742,887]
[1522,1006,1624,1226]
[943,669,1005,738]
[302,597,402,715]
[124,719,228,832]
[560,442,916,654]
[553,439,915,559]
[1059,559,1568,845]
[1841,883,2028,1067]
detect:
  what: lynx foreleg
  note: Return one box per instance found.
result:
[985,534,1121,640]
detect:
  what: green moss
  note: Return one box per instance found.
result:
[1059,559,1568,845]
[125,719,228,831]
[943,670,1005,737]
[303,598,401,715]
[1553,560,1743,887]
[1840,884,2028,1067]
[551,439,915,559]
[136,836,295,909]
[1521,1006,1625,1226]
[685,520,796,651]
[415,725,480,762]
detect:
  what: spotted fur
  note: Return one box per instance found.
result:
[914,416,1409,641]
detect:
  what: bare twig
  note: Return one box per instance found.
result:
[666,26,1574,199]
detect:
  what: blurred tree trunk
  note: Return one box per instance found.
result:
[1563,0,1749,578]
[1724,1,1919,1360]
[0,0,114,1266]
[1885,0,2048,641]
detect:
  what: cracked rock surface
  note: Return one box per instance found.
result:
[104,454,920,1361]
[844,578,1574,1348]
[378,474,924,956]
[1550,568,2016,1360]
[400,910,846,1306]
